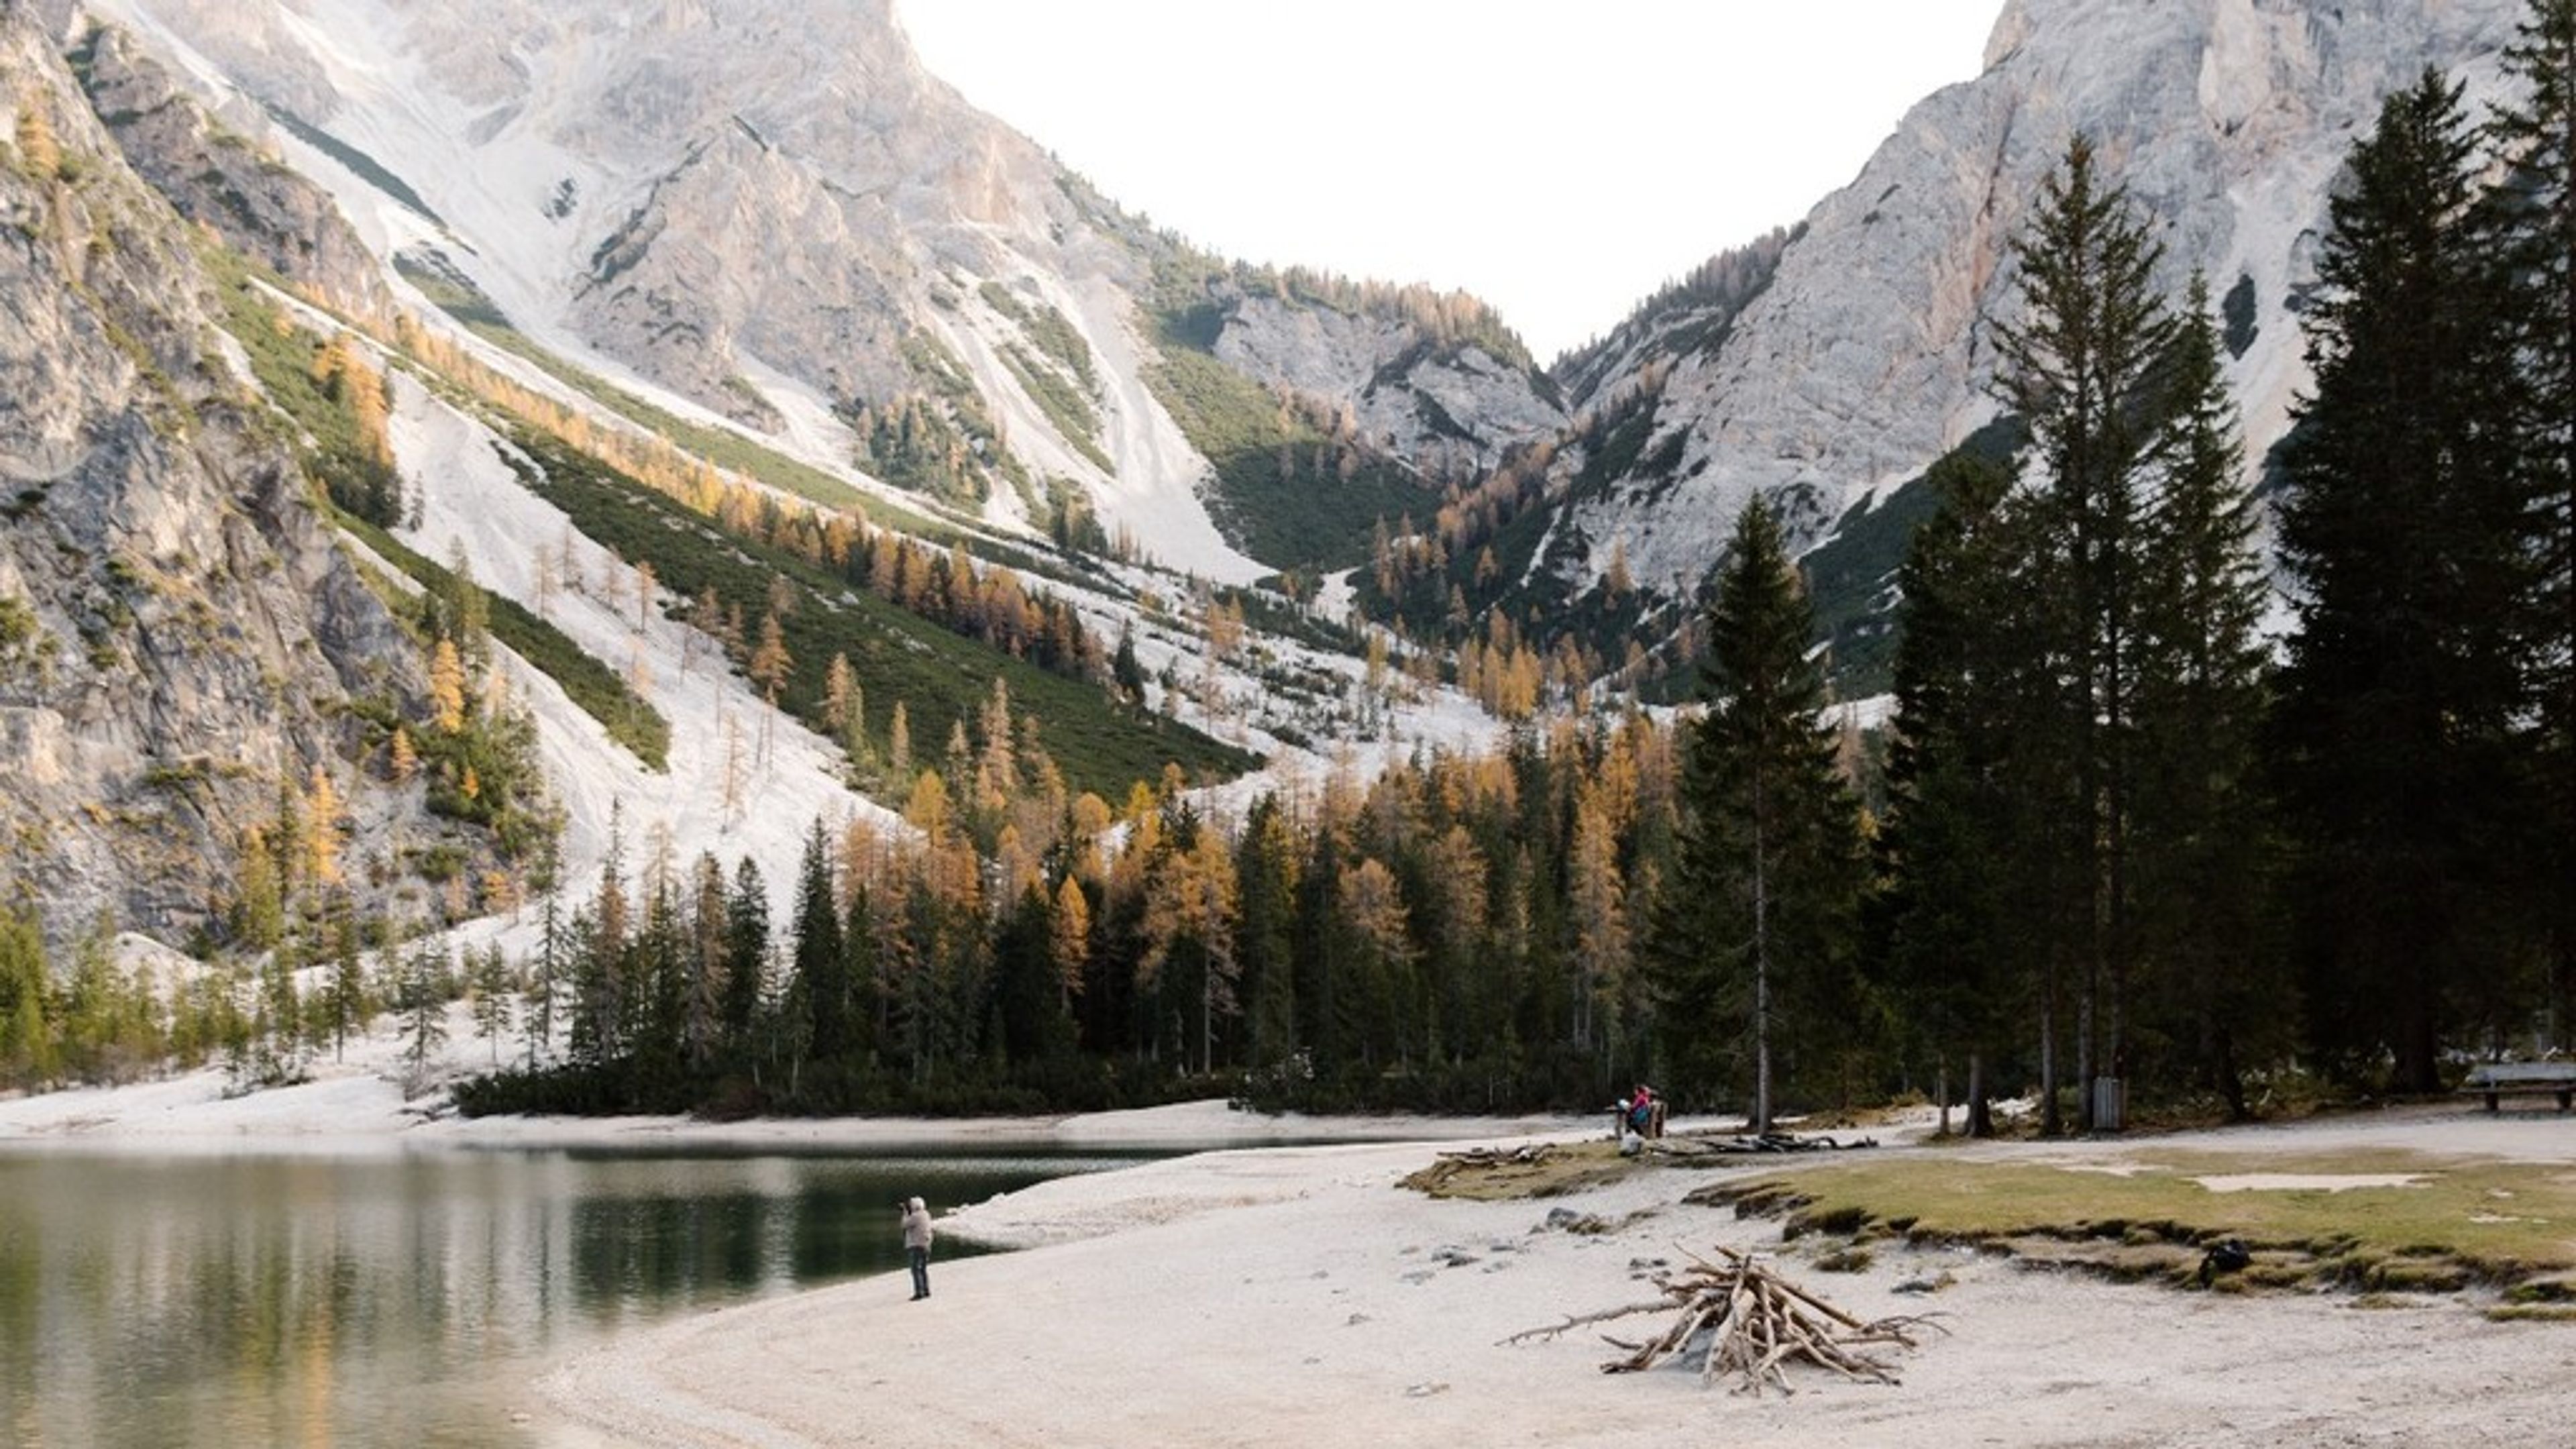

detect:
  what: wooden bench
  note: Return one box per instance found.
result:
[2459,1063,2576,1113]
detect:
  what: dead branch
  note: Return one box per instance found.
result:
[1513,1246,1941,1396]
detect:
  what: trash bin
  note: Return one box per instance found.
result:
[2090,1076,2126,1132]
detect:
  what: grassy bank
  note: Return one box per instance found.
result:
[1698,1149,2576,1311]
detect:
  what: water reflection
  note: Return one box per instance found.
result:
[0,1144,1145,1448]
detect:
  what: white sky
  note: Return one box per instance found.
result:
[898,1,2002,361]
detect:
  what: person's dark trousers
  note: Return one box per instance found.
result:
[908,1246,930,1299]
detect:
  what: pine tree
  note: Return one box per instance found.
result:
[0,905,55,1088]
[2489,0,2576,1049]
[722,857,771,1051]
[323,892,367,1062]
[991,883,1060,1067]
[1650,498,1866,1131]
[470,943,515,1067]
[571,806,630,1065]
[2129,277,2286,1114]
[1051,873,1094,1018]
[1112,620,1145,702]
[14,91,61,180]
[1565,784,1629,1059]
[790,817,849,1063]
[525,885,563,1068]
[751,609,792,696]
[1990,133,2180,1128]
[823,651,857,733]
[1873,448,2026,1136]
[1232,794,1299,1069]
[400,942,451,1087]
[684,852,727,1072]
[233,828,284,953]
[305,765,344,888]
[2274,69,2527,1090]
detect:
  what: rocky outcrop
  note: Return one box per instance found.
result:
[1208,285,1564,484]
[74,23,388,318]
[1,13,419,946]
[1546,0,2526,612]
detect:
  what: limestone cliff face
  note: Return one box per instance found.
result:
[73,24,389,319]
[0,13,417,944]
[1548,0,2524,613]
[1208,286,1565,482]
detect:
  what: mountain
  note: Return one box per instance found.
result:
[0,0,1578,946]
[69,0,1562,583]
[2,0,2540,952]
[1,9,431,943]
[1527,0,2526,688]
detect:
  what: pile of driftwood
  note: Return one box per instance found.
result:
[1506,1244,1938,1395]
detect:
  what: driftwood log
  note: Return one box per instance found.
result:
[1505,1244,1940,1395]
[1683,1131,1877,1155]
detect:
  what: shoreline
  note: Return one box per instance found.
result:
[11,1062,2574,1447]
[529,1101,2575,1448]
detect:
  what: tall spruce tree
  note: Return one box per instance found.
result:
[1874,449,2026,1136]
[2489,0,2576,1050]
[2274,69,2527,1091]
[1990,134,2180,1129]
[2129,277,2284,1115]
[1233,793,1302,1069]
[789,817,849,1065]
[721,857,769,1051]
[1651,498,1865,1131]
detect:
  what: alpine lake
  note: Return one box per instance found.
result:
[0,1138,1164,1446]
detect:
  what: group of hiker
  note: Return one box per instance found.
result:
[1614,1083,1664,1146]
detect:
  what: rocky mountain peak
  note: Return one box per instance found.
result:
[1550,0,2524,630]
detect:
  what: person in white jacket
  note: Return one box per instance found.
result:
[900,1196,934,1300]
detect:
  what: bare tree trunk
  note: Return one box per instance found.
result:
[1966,1051,1992,1138]
[2040,955,2063,1138]
[1752,780,1773,1135]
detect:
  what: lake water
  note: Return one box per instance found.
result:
[0,1141,1155,1447]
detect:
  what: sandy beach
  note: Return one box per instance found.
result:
[526,1102,2576,1449]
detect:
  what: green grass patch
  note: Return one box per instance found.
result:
[207,250,402,525]
[207,249,667,769]
[1701,1149,2576,1299]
